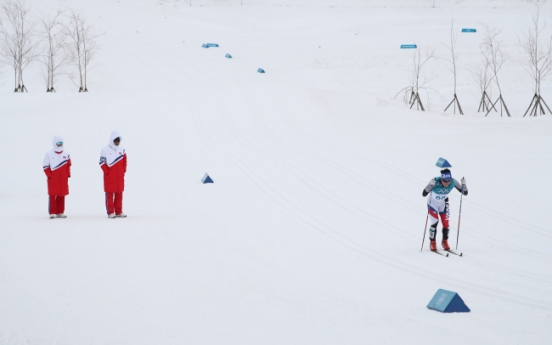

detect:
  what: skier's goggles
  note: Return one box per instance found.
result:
[55,141,63,146]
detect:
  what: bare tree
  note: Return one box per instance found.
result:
[82,25,98,92]
[64,10,98,92]
[396,47,436,111]
[519,6,552,117]
[471,59,496,113]
[482,26,511,117]
[38,9,67,92]
[0,0,37,92]
[443,21,464,115]
[0,15,18,90]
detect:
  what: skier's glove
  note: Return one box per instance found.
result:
[429,178,436,187]
[461,177,466,186]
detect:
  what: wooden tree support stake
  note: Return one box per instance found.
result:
[409,92,425,111]
[486,94,511,117]
[478,91,496,113]
[523,94,552,117]
[444,94,464,115]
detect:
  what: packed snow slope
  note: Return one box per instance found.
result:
[1,0,551,344]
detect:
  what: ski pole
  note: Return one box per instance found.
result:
[420,191,432,252]
[456,183,464,250]
[420,213,429,252]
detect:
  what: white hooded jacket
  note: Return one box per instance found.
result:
[100,130,126,168]
[43,135,70,172]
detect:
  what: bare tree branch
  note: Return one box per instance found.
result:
[38,9,67,92]
[481,25,510,116]
[482,26,507,94]
[63,10,99,92]
[519,5,552,95]
[443,20,460,94]
[396,47,437,111]
[470,59,492,95]
[442,20,463,114]
[470,59,496,113]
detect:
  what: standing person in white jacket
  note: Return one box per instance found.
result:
[43,135,71,219]
[99,130,128,218]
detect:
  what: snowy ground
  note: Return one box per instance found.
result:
[1,0,551,344]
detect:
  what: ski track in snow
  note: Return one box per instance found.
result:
[147,32,552,309]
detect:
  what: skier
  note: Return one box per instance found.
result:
[99,130,127,219]
[43,135,71,219]
[422,169,467,251]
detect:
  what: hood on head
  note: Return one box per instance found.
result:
[52,135,64,152]
[109,130,122,149]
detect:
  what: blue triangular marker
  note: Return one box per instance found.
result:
[427,289,470,313]
[257,68,265,73]
[445,294,471,313]
[202,173,214,184]
[225,53,232,58]
[436,157,452,168]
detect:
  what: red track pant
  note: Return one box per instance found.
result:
[49,195,65,215]
[105,192,123,215]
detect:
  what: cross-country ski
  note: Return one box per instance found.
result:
[445,249,463,257]
[431,250,450,257]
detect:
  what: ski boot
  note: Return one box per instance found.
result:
[430,239,437,251]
